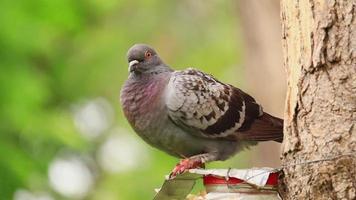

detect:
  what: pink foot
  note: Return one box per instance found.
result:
[169,158,204,179]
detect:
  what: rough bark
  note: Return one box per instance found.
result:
[238,0,286,168]
[280,0,356,199]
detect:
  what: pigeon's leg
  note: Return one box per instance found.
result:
[169,153,218,179]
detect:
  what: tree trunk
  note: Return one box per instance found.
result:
[280,0,356,199]
[238,0,286,168]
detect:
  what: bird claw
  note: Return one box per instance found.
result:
[169,158,204,179]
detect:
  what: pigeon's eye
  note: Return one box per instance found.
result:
[145,51,152,58]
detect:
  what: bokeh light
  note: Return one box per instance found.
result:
[73,97,114,139]
[48,156,94,199]
[97,128,151,173]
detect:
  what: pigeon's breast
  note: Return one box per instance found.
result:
[120,74,170,131]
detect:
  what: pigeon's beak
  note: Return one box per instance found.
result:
[128,60,139,72]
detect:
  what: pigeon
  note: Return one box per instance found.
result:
[120,44,283,178]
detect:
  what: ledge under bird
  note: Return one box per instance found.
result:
[120,44,283,178]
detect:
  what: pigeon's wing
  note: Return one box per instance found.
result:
[166,68,283,142]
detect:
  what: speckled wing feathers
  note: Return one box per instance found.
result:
[166,68,264,139]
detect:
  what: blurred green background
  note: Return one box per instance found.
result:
[0,0,283,199]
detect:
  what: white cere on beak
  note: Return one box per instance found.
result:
[128,60,139,72]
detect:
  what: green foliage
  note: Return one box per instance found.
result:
[0,1,246,199]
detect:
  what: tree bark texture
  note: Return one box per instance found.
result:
[280,0,356,199]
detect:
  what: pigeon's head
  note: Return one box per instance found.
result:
[126,44,169,75]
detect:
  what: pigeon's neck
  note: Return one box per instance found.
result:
[121,71,171,130]
[130,64,173,78]
[128,68,172,84]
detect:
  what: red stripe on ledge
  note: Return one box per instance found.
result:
[203,172,278,186]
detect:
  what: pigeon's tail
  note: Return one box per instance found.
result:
[263,112,284,143]
[238,112,284,143]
